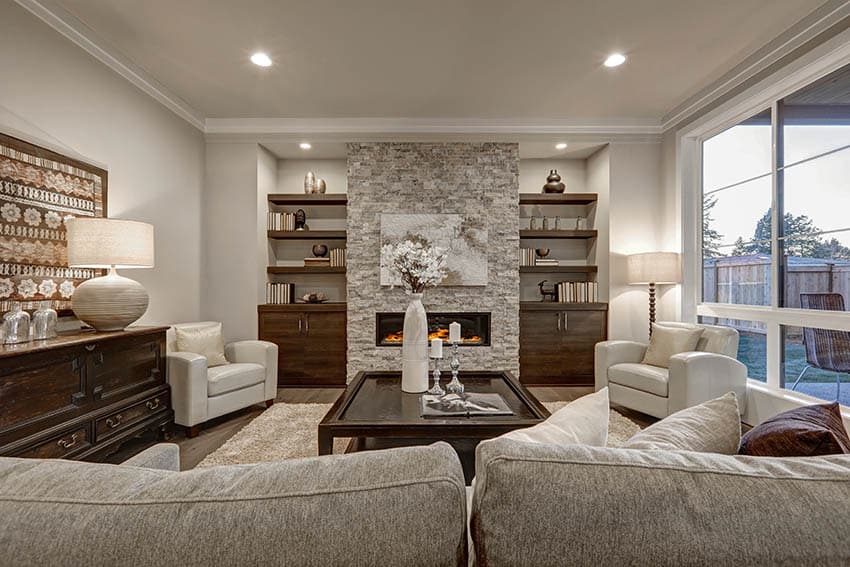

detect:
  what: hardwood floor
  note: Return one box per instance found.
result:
[108,385,655,470]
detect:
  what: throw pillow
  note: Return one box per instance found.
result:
[641,324,704,368]
[175,323,229,367]
[623,391,741,454]
[738,402,850,457]
[498,387,609,446]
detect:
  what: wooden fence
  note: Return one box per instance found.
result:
[702,255,850,338]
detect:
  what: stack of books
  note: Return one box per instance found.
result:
[535,258,559,267]
[304,257,331,267]
[266,282,295,304]
[555,281,599,303]
[329,248,346,267]
[520,249,536,267]
[268,211,296,231]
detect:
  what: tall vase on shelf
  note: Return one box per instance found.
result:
[401,293,429,393]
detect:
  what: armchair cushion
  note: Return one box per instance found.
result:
[608,363,669,397]
[642,324,704,368]
[208,363,265,397]
[175,322,228,367]
[623,392,742,454]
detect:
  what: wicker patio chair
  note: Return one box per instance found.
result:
[791,293,850,400]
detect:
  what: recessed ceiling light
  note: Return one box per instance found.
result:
[555,143,568,150]
[250,52,272,67]
[299,142,312,150]
[603,53,626,68]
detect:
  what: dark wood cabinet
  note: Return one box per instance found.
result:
[519,303,608,386]
[258,304,347,387]
[0,327,172,461]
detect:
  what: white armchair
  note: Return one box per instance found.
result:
[166,322,278,437]
[595,322,747,418]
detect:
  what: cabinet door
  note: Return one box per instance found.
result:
[519,310,564,385]
[303,311,347,386]
[560,310,607,385]
[259,311,306,386]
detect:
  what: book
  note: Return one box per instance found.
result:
[304,257,331,266]
[555,281,599,303]
[420,393,514,418]
[267,211,296,231]
[266,282,295,304]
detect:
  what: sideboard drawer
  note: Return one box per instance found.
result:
[95,391,169,441]
[91,333,164,402]
[15,426,91,460]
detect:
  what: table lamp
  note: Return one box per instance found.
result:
[627,252,680,337]
[66,218,155,331]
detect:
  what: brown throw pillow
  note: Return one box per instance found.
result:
[738,402,850,457]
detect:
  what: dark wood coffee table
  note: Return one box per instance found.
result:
[318,370,549,482]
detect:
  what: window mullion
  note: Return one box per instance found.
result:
[769,100,783,389]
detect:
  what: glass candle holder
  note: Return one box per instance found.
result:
[3,302,31,345]
[33,300,58,340]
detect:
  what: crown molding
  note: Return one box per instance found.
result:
[14,0,206,131]
[662,0,850,132]
[203,117,663,139]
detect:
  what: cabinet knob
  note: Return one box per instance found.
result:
[556,313,561,332]
[298,317,302,332]
[84,344,96,352]
[106,414,123,429]
[57,433,78,449]
[146,398,160,411]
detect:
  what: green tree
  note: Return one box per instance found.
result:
[703,194,724,258]
[731,236,748,256]
[746,208,850,259]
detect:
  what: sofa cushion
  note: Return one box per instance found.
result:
[175,322,229,367]
[642,324,704,368]
[623,392,741,454]
[207,363,265,397]
[497,387,609,446]
[608,363,669,396]
[739,402,850,457]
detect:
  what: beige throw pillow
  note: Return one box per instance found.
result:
[623,391,742,454]
[641,324,704,368]
[498,387,609,446]
[175,323,229,367]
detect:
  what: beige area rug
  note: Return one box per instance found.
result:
[196,401,642,468]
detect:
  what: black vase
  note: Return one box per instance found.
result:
[542,170,566,193]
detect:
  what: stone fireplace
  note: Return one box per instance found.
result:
[375,312,491,347]
[346,142,520,380]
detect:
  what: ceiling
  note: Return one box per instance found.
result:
[46,0,826,123]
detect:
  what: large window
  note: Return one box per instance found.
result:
[699,62,850,406]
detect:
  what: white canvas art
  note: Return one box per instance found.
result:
[380,214,488,286]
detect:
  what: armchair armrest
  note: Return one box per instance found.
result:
[167,351,208,427]
[121,443,180,472]
[668,351,748,415]
[594,340,648,391]
[225,340,278,401]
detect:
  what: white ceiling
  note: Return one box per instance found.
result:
[47,0,825,123]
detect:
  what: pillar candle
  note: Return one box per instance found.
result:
[431,338,443,358]
[449,321,461,343]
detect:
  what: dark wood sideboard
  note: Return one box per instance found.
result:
[520,302,608,386]
[258,304,347,387]
[0,326,173,461]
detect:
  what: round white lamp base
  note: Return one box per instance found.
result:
[71,268,149,331]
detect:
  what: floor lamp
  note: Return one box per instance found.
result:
[627,252,681,337]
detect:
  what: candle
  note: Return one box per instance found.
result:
[431,338,443,358]
[449,321,461,343]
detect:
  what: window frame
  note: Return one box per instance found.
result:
[680,50,850,396]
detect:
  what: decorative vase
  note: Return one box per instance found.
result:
[312,244,328,257]
[542,169,566,193]
[32,300,57,339]
[2,302,31,344]
[71,267,149,331]
[316,178,327,194]
[304,171,316,194]
[401,293,429,393]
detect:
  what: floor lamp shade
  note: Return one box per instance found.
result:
[66,218,155,331]
[627,252,681,336]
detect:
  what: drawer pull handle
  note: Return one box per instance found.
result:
[146,399,160,411]
[57,434,78,449]
[106,414,123,429]
[84,344,96,352]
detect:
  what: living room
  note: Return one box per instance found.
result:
[1,1,849,565]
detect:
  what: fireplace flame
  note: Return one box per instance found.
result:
[382,328,482,344]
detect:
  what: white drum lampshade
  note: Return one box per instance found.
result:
[66,218,155,331]
[627,252,681,336]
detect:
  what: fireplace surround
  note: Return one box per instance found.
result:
[376,312,491,347]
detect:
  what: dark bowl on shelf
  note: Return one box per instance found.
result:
[312,244,329,257]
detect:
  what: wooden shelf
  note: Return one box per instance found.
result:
[520,265,598,274]
[519,193,597,205]
[520,301,608,311]
[268,230,346,240]
[268,194,347,205]
[520,229,597,239]
[258,303,346,312]
[267,266,345,274]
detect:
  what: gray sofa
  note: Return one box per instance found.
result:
[0,442,467,567]
[471,438,850,567]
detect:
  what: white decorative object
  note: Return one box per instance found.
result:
[430,338,443,359]
[66,218,154,331]
[402,293,429,393]
[37,279,57,297]
[44,211,62,229]
[304,171,316,194]
[380,213,488,286]
[59,280,75,298]
[316,178,327,193]
[23,208,41,227]
[448,321,461,343]
[1,203,20,223]
[0,278,12,298]
[17,279,37,298]
[32,300,58,339]
[2,302,30,344]
[381,239,448,393]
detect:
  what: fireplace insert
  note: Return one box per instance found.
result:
[375,312,491,347]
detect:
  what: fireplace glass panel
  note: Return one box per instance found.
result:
[376,312,491,347]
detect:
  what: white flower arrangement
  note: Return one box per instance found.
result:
[17,278,37,298]
[38,279,57,297]
[381,240,448,294]
[23,208,41,227]
[59,280,76,299]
